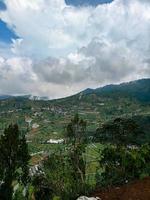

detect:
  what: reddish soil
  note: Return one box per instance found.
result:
[92,177,150,200]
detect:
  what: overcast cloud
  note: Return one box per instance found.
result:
[0,0,150,98]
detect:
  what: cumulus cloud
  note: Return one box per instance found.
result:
[33,36,147,87]
[1,0,93,58]
[0,56,36,94]
[0,0,150,98]
[0,56,78,98]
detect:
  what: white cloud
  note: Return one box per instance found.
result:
[0,55,88,98]
[1,0,92,58]
[0,56,36,94]
[0,0,150,97]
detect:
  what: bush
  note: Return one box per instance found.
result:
[96,144,150,187]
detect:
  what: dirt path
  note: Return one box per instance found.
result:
[92,177,150,200]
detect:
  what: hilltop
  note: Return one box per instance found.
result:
[56,78,150,103]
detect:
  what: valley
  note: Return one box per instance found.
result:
[0,78,150,199]
[0,79,150,155]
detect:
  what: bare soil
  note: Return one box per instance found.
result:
[92,177,150,200]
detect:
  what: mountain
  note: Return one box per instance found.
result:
[0,78,149,150]
[1,78,149,103]
[81,78,150,103]
[29,95,49,101]
[0,95,12,100]
[0,95,49,101]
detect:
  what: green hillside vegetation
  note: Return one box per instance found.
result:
[0,79,149,153]
[0,78,150,199]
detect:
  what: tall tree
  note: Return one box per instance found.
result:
[0,124,30,200]
[66,114,87,191]
[95,118,143,146]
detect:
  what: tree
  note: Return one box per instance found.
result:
[95,117,143,146]
[42,114,88,199]
[32,174,52,200]
[96,144,150,187]
[66,114,87,193]
[0,124,30,200]
[66,113,87,144]
[43,150,75,200]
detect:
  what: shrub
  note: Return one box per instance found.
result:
[96,144,150,187]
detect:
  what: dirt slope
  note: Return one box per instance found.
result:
[92,177,150,200]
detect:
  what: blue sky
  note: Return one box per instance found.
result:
[0,0,6,10]
[0,20,18,43]
[0,0,18,44]
[66,0,113,6]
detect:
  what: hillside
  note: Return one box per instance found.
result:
[0,78,149,152]
[0,78,150,200]
[0,95,12,100]
[57,78,150,103]
[93,78,150,102]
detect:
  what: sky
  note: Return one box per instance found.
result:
[0,0,150,99]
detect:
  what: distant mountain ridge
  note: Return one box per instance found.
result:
[81,78,150,103]
[0,78,150,102]
[0,94,48,101]
[0,95,12,100]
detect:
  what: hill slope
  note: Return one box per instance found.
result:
[82,78,150,103]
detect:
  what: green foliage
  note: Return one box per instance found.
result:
[66,113,87,144]
[92,78,150,103]
[0,78,150,200]
[13,185,26,200]
[43,147,90,200]
[53,196,61,200]
[42,115,89,200]
[66,114,87,192]
[0,124,30,200]
[96,144,150,187]
[43,150,76,199]
[95,118,144,146]
[32,175,52,200]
